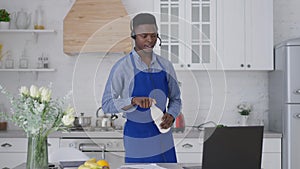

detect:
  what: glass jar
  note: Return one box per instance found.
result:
[5,51,14,69]
[19,50,28,69]
[34,6,45,30]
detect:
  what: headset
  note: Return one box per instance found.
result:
[130,19,162,46]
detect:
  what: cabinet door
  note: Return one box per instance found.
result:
[0,153,27,169]
[217,0,273,70]
[217,0,245,70]
[48,138,60,155]
[154,0,185,69]
[245,0,273,70]
[185,0,217,70]
[154,0,217,70]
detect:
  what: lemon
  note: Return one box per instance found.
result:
[78,164,91,169]
[97,159,110,168]
[84,161,101,169]
[86,158,97,163]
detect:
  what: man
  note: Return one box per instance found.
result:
[102,13,181,163]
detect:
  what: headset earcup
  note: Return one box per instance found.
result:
[131,31,136,39]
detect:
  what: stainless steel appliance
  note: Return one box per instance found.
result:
[269,37,300,169]
[60,131,124,169]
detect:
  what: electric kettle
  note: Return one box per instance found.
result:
[173,112,185,133]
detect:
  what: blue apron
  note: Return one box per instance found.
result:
[124,52,177,163]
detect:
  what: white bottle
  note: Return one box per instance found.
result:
[19,49,28,68]
[37,56,43,68]
[43,54,49,68]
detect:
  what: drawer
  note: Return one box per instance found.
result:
[174,138,202,153]
[0,138,27,153]
[0,152,27,169]
[262,138,281,153]
[177,152,202,163]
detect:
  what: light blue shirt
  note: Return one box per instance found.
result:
[102,50,182,119]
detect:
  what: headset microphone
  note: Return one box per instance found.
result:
[157,34,162,47]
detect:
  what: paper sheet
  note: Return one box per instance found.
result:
[150,104,171,133]
[117,163,167,169]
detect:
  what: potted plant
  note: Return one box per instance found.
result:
[237,102,252,126]
[0,9,11,29]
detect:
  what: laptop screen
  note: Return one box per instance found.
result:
[202,126,264,169]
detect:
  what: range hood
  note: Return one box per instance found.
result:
[63,0,132,55]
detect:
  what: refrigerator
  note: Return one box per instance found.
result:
[269,37,300,169]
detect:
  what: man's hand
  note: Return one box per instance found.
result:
[160,113,174,129]
[131,97,154,108]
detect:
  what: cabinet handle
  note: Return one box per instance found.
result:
[240,64,244,67]
[187,64,191,67]
[247,64,251,68]
[180,64,184,68]
[182,143,193,149]
[48,143,51,147]
[1,143,12,148]
[294,114,300,119]
[294,89,300,94]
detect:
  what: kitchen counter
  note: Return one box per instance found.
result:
[13,162,199,169]
[0,128,282,139]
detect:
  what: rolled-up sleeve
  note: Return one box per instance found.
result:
[101,58,136,114]
[166,62,182,119]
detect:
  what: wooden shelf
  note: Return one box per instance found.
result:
[0,29,55,33]
[0,68,56,72]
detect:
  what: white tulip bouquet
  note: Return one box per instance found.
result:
[0,84,75,169]
[0,85,75,136]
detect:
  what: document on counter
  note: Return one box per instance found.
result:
[117,163,168,169]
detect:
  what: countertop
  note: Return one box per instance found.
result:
[13,162,199,169]
[0,127,282,139]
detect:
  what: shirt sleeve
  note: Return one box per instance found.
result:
[101,59,137,114]
[166,61,182,119]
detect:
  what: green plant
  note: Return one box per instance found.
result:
[0,9,10,22]
[237,102,252,116]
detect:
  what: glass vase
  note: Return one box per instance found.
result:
[26,134,48,169]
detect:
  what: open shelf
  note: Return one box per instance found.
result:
[0,29,55,33]
[0,68,56,72]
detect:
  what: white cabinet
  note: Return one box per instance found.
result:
[154,0,217,70]
[216,0,273,70]
[0,138,27,169]
[174,137,281,169]
[0,137,59,169]
[174,138,202,164]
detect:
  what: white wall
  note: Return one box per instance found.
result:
[274,0,300,44]
[2,0,296,130]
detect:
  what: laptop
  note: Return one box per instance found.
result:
[183,126,264,169]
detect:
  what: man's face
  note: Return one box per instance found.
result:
[134,24,158,53]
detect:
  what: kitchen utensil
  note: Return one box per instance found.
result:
[73,113,91,127]
[173,112,185,133]
[96,107,117,128]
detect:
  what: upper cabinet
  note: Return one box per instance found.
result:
[154,0,217,70]
[154,0,273,70]
[217,0,273,70]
